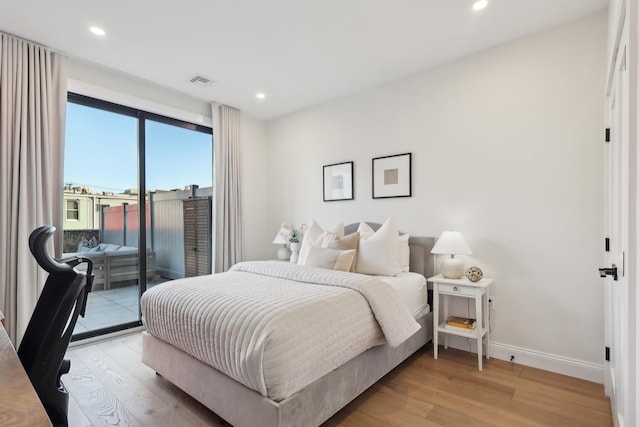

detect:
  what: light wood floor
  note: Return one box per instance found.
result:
[65,333,612,427]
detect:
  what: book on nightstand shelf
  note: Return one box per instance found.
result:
[445,316,476,332]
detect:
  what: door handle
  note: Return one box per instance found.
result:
[599,265,618,281]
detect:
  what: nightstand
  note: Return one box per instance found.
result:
[428,274,493,370]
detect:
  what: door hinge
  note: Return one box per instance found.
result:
[605,128,610,143]
[605,237,610,252]
[605,346,610,362]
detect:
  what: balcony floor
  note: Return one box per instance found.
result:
[74,279,166,334]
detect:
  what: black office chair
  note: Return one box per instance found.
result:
[18,225,94,427]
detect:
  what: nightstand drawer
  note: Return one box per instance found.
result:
[438,283,475,296]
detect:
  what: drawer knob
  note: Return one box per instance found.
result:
[453,286,458,291]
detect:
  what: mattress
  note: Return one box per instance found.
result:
[377,272,429,318]
[141,261,422,401]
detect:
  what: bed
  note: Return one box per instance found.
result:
[140,222,435,427]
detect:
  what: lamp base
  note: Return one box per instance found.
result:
[440,257,465,279]
[277,245,291,261]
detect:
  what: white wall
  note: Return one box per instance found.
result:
[240,116,271,261]
[636,0,640,418]
[266,12,607,377]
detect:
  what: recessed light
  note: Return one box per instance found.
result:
[89,26,106,36]
[256,93,266,99]
[472,0,488,11]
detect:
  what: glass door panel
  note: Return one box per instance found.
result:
[145,119,213,290]
[64,100,139,336]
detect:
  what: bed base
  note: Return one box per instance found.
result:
[142,312,432,427]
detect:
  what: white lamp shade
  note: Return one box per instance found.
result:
[272,226,288,245]
[430,231,472,255]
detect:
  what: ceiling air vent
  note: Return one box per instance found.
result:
[188,75,215,87]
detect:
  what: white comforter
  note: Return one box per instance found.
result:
[141,261,421,401]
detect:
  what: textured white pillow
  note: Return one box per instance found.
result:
[326,232,360,272]
[304,247,356,272]
[297,220,344,265]
[355,218,401,276]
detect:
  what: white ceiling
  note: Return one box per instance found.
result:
[0,0,608,121]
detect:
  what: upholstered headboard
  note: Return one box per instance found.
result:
[343,222,435,278]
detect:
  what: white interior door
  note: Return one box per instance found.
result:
[604,12,630,427]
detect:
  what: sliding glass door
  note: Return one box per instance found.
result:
[64,93,212,339]
[145,119,213,285]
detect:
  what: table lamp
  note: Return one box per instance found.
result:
[272,226,291,260]
[431,231,472,279]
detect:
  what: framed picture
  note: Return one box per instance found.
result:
[372,153,412,199]
[323,161,354,202]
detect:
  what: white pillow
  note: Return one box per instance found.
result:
[357,220,410,274]
[399,233,410,273]
[297,220,344,265]
[355,218,401,276]
[304,247,356,272]
[357,221,376,239]
[305,219,344,239]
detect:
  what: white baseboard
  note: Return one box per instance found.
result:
[437,334,604,384]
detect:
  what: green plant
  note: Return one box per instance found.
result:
[288,228,302,243]
[282,224,307,244]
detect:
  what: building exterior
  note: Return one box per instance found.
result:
[63,184,138,230]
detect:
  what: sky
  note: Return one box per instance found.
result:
[64,102,212,194]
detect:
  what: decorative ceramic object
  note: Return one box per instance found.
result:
[290,242,301,263]
[465,266,483,282]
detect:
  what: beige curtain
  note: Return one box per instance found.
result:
[211,104,243,272]
[0,34,66,344]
